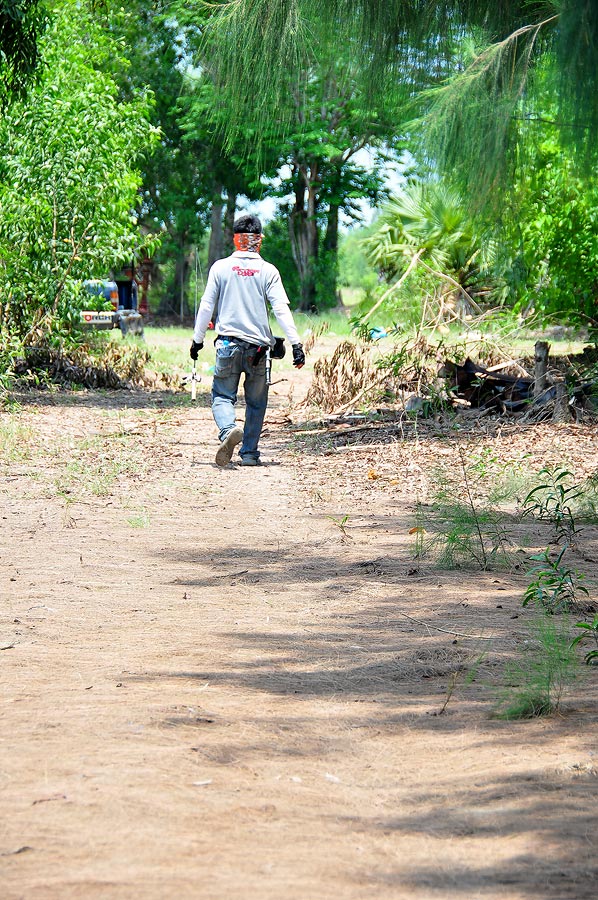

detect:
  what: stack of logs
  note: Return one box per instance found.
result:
[439,340,589,421]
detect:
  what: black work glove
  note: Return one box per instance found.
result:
[292,343,305,368]
[272,336,286,359]
[190,340,203,361]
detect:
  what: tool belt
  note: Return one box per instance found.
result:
[217,335,285,357]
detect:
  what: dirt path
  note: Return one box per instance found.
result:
[1,386,597,899]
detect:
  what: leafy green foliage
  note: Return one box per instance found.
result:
[0,0,46,103]
[262,215,301,305]
[200,2,598,196]
[178,5,413,312]
[363,181,494,305]
[521,468,596,614]
[497,121,598,320]
[0,1,157,354]
[522,467,598,543]
[523,547,589,615]
[118,4,212,315]
[338,227,379,302]
[570,615,598,666]
[265,49,400,310]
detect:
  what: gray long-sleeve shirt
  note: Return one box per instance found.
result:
[193,251,300,347]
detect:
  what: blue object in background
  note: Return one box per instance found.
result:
[84,279,119,308]
[369,326,387,341]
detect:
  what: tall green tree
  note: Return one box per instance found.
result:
[110,3,403,314]
[270,53,398,310]
[106,2,210,317]
[178,77,273,270]
[113,2,273,315]
[0,0,157,346]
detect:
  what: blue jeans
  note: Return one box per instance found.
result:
[212,338,269,461]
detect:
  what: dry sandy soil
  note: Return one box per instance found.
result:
[1,370,597,899]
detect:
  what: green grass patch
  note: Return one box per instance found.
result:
[494,614,578,719]
[0,419,36,465]
[127,510,150,528]
[53,431,147,500]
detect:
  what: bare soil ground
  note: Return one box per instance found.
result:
[1,372,597,899]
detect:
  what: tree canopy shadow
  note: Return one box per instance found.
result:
[342,768,598,898]
[10,387,211,410]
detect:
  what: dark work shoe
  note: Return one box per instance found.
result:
[215,426,243,467]
[240,456,261,467]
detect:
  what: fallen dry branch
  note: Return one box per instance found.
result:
[363,250,424,321]
[329,373,390,416]
[396,612,496,641]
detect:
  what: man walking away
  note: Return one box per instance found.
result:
[190,214,305,467]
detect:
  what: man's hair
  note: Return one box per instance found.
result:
[233,214,262,235]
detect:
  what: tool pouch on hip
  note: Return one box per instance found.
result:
[251,345,267,366]
[271,336,286,359]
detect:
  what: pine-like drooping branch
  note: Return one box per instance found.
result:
[556,0,598,158]
[199,0,451,145]
[420,15,558,203]
[200,0,311,141]
[196,0,598,188]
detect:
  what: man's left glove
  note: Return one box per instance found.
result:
[190,340,203,361]
[292,343,305,368]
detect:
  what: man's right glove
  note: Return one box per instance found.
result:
[190,340,203,361]
[292,343,305,368]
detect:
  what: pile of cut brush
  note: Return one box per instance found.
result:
[11,343,177,391]
[305,335,598,423]
[305,340,380,412]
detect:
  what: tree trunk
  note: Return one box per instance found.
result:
[208,185,225,268]
[553,379,571,422]
[324,201,342,306]
[174,243,191,321]
[289,167,318,311]
[157,236,187,318]
[324,202,339,254]
[223,193,237,255]
[137,253,154,316]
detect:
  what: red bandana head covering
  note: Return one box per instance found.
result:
[234,232,263,253]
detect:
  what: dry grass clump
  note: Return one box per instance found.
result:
[393,647,470,680]
[304,334,446,414]
[305,340,380,411]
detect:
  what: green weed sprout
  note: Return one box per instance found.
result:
[570,615,598,665]
[523,546,589,615]
[328,514,351,539]
[495,614,577,719]
[522,467,585,543]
